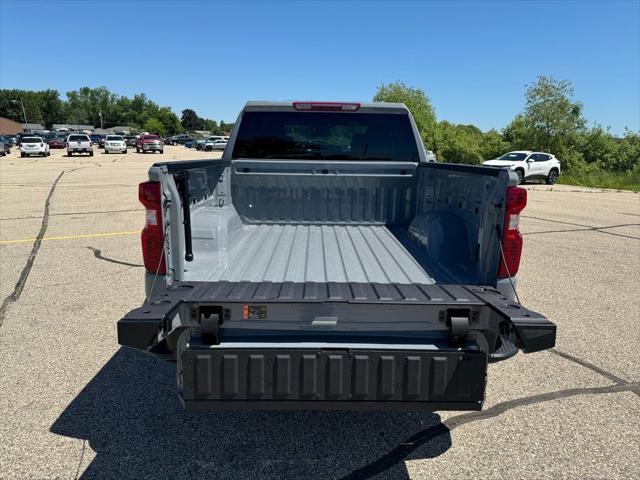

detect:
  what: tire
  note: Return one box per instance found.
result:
[89,151,93,157]
[21,153,25,157]
[136,147,140,153]
[68,151,72,157]
[515,169,525,184]
[545,169,559,185]
[124,150,128,154]
[47,151,50,156]
[159,149,164,154]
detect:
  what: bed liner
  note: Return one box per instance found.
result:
[188,223,434,284]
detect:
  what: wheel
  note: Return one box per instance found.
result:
[545,169,559,185]
[159,149,164,154]
[47,151,50,156]
[124,150,128,154]
[104,149,108,154]
[136,147,140,153]
[21,153,25,157]
[89,151,93,157]
[515,169,525,184]
[68,151,72,157]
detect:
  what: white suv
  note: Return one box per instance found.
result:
[104,135,127,154]
[20,136,50,157]
[483,151,561,184]
[66,134,93,157]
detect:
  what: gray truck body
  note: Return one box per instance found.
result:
[119,102,555,411]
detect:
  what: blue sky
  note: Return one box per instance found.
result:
[1,0,638,134]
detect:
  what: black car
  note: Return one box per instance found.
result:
[124,135,137,147]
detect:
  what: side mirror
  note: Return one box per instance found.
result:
[526,157,534,163]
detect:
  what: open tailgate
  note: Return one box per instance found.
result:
[119,281,555,410]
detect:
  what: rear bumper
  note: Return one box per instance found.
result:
[178,332,487,411]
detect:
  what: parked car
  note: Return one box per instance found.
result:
[184,139,196,148]
[104,135,127,154]
[20,136,50,157]
[47,136,66,149]
[118,100,556,412]
[66,134,93,156]
[90,134,104,146]
[166,133,193,145]
[193,138,208,150]
[483,151,561,185]
[4,135,17,147]
[0,141,6,156]
[202,136,223,151]
[135,134,164,154]
[209,138,228,150]
[124,135,137,147]
[0,136,11,153]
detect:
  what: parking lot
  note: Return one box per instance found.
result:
[0,146,638,479]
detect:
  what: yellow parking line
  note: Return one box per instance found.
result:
[0,230,139,245]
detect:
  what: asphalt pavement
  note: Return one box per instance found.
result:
[0,146,638,479]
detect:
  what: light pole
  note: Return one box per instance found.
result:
[11,99,28,133]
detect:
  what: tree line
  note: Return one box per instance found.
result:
[374,77,639,179]
[0,87,232,136]
[1,79,638,182]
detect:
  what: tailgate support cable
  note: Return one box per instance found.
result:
[175,171,194,262]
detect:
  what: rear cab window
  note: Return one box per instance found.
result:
[68,135,90,142]
[232,111,420,162]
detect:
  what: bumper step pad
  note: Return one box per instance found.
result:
[179,338,487,410]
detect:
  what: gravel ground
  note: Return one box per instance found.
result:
[0,146,638,479]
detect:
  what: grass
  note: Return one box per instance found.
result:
[558,170,640,192]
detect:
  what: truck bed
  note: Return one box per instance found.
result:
[190,224,434,284]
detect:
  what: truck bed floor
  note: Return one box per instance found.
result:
[191,224,433,284]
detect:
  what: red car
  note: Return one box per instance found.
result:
[47,138,66,149]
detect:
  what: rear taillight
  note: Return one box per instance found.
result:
[293,102,360,111]
[139,181,166,274]
[498,186,527,278]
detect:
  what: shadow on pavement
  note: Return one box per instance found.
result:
[51,348,450,479]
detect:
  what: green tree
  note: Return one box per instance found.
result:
[373,81,437,149]
[156,107,182,135]
[181,109,201,131]
[615,129,640,172]
[479,129,509,160]
[434,121,484,164]
[522,75,586,153]
[144,117,166,136]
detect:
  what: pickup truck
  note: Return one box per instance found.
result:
[135,134,164,154]
[119,101,556,411]
[166,133,193,146]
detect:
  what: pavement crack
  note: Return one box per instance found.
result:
[0,171,64,329]
[548,348,631,386]
[521,216,640,240]
[86,246,143,268]
[339,382,639,480]
[74,439,87,480]
[0,208,142,222]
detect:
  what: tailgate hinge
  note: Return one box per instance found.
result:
[446,309,470,347]
[197,306,224,345]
